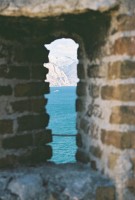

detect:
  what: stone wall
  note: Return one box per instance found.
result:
[0,17,52,167]
[0,0,135,199]
[76,2,135,199]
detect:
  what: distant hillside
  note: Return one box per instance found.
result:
[44,55,78,86]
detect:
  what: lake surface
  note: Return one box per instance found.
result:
[46,86,77,163]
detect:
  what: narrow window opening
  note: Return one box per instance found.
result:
[44,38,79,163]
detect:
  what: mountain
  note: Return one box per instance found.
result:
[44,55,78,87]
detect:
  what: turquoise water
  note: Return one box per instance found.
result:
[46,86,77,163]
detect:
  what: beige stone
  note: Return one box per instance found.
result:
[0,0,118,17]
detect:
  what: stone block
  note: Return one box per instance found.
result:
[75,149,89,163]
[76,98,85,112]
[34,129,52,145]
[17,114,49,131]
[0,155,17,168]
[101,129,131,149]
[15,82,49,97]
[0,85,12,96]
[96,186,115,200]
[126,178,135,195]
[76,133,83,147]
[0,65,30,79]
[87,64,99,78]
[14,45,49,63]
[90,145,102,158]
[77,82,87,96]
[11,98,47,113]
[31,65,48,80]
[117,14,135,31]
[101,84,135,101]
[2,133,33,149]
[77,63,85,79]
[112,37,135,56]
[89,84,100,98]
[108,153,119,170]
[108,61,135,79]
[110,106,135,125]
[0,120,13,134]
[131,158,135,174]
[131,134,135,149]
[30,145,52,163]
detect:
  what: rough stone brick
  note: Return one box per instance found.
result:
[117,14,135,31]
[14,45,49,63]
[77,63,85,79]
[0,120,13,134]
[110,106,135,125]
[31,65,48,80]
[90,145,102,158]
[76,133,82,147]
[76,98,85,112]
[17,114,49,131]
[131,134,135,149]
[108,61,135,80]
[77,82,87,96]
[75,149,89,163]
[31,98,47,113]
[101,129,131,149]
[0,155,17,168]
[11,99,31,113]
[126,178,135,195]
[34,129,52,145]
[112,37,135,56]
[30,145,52,163]
[131,158,135,174]
[0,65,30,79]
[18,114,49,132]
[96,186,115,200]
[15,82,49,97]
[11,98,47,113]
[101,84,135,101]
[91,160,97,171]
[87,64,99,78]
[0,85,12,96]
[108,153,119,170]
[89,84,100,98]
[2,133,33,149]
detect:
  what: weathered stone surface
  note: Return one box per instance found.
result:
[117,14,135,31]
[2,133,33,149]
[11,98,47,113]
[108,153,119,170]
[15,82,49,97]
[0,0,118,17]
[101,84,135,101]
[76,149,90,163]
[0,163,115,200]
[0,65,30,80]
[126,178,135,195]
[101,129,131,149]
[110,106,135,125]
[17,114,49,131]
[0,119,13,134]
[34,130,52,145]
[90,146,102,158]
[96,186,115,200]
[112,37,135,56]
[108,61,135,80]
[0,85,12,96]
[77,82,87,96]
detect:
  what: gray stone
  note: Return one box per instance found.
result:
[0,163,114,200]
